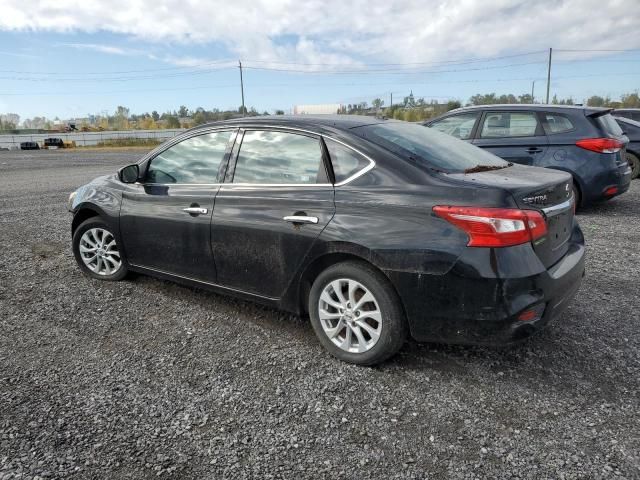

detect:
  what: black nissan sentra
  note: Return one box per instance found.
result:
[68,116,585,365]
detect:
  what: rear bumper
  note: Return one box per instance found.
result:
[587,163,632,203]
[388,225,586,346]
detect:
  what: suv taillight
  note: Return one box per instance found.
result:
[575,137,623,153]
[433,206,547,248]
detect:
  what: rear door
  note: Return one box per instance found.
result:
[473,110,548,166]
[211,128,335,299]
[120,129,236,282]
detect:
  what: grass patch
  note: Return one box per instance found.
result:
[93,138,164,148]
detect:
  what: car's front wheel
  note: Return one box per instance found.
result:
[309,261,407,365]
[72,217,128,281]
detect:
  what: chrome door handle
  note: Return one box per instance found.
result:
[183,207,208,215]
[283,215,319,224]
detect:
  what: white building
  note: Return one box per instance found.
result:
[293,104,343,115]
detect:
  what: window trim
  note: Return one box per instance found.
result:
[223,126,375,187]
[478,110,544,139]
[141,127,238,186]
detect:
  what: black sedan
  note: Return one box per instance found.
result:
[69,116,585,365]
[614,115,640,179]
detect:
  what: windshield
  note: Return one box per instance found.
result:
[352,121,508,173]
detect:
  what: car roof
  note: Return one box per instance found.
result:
[187,114,390,134]
[445,104,610,114]
[614,115,640,127]
[613,108,640,112]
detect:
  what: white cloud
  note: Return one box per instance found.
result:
[1,0,639,67]
[59,43,145,56]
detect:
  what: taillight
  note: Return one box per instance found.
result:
[433,206,547,248]
[575,137,623,154]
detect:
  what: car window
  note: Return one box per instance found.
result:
[632,113,640,122]
[429,113,479,140]
[351,122,507,173]
[146,131,233,184]
[544,114,574,134]
[324,138,370,183]
[232,130,324,184]
[480,112,539,138]
[597,114,624,137]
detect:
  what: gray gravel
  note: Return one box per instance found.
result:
[1,149,639,479]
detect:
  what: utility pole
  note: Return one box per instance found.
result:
[545,48,552,104]
[239,60,245,117]
[390,92,393,108]
[531,80,535,103]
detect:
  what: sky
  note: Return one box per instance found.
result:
[0,0,640,121]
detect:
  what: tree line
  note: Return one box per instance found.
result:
[3,91,640,132]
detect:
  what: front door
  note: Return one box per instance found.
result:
[211,129,335,299]
[120,129,236,282]
[473,111,548,166]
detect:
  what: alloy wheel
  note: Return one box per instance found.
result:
[79,228,122,276]
[318,278,382,353]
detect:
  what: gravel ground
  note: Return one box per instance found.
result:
[0,149,639,479]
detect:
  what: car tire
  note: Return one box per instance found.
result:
[572,183,581,211]
[72,217,128,281]
[308,261,408,365]
[627,151,640,180]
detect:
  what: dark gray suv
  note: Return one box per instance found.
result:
[425,105,632,207]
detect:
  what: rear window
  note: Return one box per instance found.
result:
[544,114,574,134]
[352,122,507,173]
[597,114,624,137]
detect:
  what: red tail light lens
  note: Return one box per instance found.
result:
[575,137,623,153]
[433,206,547,248]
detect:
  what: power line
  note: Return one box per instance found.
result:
[0,67,236,82]
[241,50,547,67]
[0,51,547,76]
[4,71,639,97]
[0,60,236,76]
[555,48,640,52]
[241,60,547,75]
[0,60,547,82]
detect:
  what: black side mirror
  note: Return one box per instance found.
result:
[118,164,139,183]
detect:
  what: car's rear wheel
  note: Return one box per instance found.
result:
[72,218,128,281]
[627,151,640,180]
[308,261,407,365]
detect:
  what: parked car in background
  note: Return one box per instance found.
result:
[613,116,640,180]
[425,105,632,207]
[44,137,65,149]
[612,108,640,122]
[69,116,585,365]
[19,141,39,150]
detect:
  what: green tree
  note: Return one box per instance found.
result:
[275,109,285,115]
[446,100,461,111]
[151,110,160,121]
[165,115,180,128]
[192,111,207,125]
[587,95,607,107]
[621,93,640,108]
[372,98,385,110]
[178,105,189,117]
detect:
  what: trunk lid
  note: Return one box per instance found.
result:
[446,165,574,268]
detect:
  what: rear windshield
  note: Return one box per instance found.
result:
[597,114,624,137]
[351,122,508,173]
